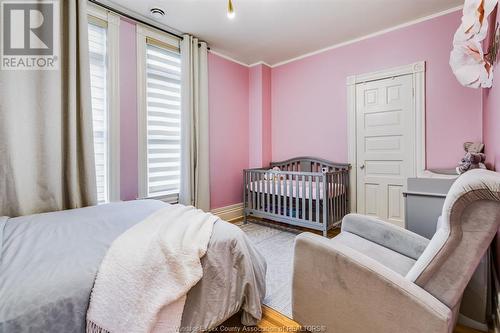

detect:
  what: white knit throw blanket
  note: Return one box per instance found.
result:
[86,204,218,333]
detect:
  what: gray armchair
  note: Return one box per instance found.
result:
[292,169,500,333]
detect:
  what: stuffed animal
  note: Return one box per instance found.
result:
[456,142,487,174]
[265,166,283,180]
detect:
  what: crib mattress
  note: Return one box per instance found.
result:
[247,180,346,200]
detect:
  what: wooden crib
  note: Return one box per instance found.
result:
[243,157,350,236]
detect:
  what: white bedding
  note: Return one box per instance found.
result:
[87,204,218,333]
[247,180,345,200]
[0,200,266,333]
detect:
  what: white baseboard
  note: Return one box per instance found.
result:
[211,203,244,222]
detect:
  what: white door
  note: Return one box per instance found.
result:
[355,74,415,227]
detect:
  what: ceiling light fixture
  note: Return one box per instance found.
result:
[227,0,235,19]
[150,7,166,19]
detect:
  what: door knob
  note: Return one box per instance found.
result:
[360,164,365,169]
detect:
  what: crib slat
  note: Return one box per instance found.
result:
[326,174,330,223]
[277,174,282,216]
[262,172,265,212]
[283,174,288,217]
[323,175,328,227]
[308,175,313,221]
[257,172,261,212]
[301,175,306,220]
[289,175,293,217]
[327,174,332,223]
[258,172,261,212]
[335,173,339,221]
[261,172,264,212]
[244,171,248,212]
[271,173,275,214]
[315,175,320,223]
[250,172,254,211]
[340,173,344,220]
[344,171,347,217]
[252,173,259,209]
[327,174,331,222]
[251,172,254,211]
[342,172,346,218]
[334,173,338,222]
[343,172,347,217]
[295,174,300,220]
[247,172,251,210]
[267,172,271,214]
[336,173,339,220]
[249,172,252,211]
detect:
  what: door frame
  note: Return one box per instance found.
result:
[346,61,428,214]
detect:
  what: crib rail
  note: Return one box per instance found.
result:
[243,167,349,236]
[270,156,350,173]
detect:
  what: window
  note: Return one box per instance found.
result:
[88,20,108,203]
[88,6,120,204]
[137,26,182,201]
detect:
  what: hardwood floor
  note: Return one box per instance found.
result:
[218,305,487,333]
[229,218,489,333]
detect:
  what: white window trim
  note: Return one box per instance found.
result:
[88,3,121,202]
[136,24,181,203]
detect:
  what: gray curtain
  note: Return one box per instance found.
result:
[179,35,210,211]
[0,0,97,217]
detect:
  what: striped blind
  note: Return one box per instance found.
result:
[88,21,108,204]
[145,41,182,197]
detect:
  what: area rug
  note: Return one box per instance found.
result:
[235,220,299,318]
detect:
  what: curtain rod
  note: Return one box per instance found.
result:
[88,0,210,49]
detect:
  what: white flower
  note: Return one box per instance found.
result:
[450,0,497,88]
[450,39,493,88]
[455,0,497,42]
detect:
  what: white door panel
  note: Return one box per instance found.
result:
[356,74,415,227]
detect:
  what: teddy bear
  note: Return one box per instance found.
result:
[456,142,487,174]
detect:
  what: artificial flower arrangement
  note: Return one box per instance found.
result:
[450,0,499,88]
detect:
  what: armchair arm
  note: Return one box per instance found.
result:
[292,233,452,333]
[342,214,429,260]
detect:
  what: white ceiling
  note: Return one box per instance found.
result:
[110,0,463,66]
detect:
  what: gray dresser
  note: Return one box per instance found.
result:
[404,177,492,332]
[404,177,455,238]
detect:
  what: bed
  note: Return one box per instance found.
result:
[0,200,266,333]
[244,157,350,236]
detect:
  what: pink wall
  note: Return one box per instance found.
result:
[249,64,272,168]
[208,53,250,209]
[482,6,500,272]
[249,66,263,167]
[271,10,482,169]
[483,8,500,171]
[117,9,487,209]
[117,20,250,209]
[483,79,500,171]
[262,65,272,167]
[120,18,139,201]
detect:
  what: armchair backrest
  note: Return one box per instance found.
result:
[405,169,500,310]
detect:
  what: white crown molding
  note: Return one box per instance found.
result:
[248,61,272,68]
[271,5,463,68]
[92,1,462,69]
[208,49,251,67]
[211,203,244,222]
[208,5,463,68]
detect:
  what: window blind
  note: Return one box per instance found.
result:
[145,42,181,197]
[88,21,108,204]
